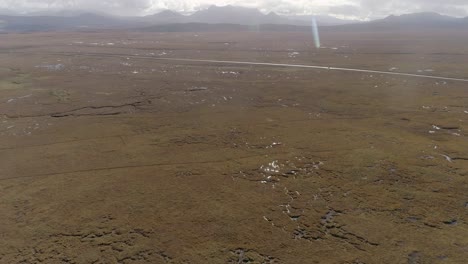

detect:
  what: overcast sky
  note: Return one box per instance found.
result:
[1,0,467,19]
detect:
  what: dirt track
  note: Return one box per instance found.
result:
[0,30,467,263]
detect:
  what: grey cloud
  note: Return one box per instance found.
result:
[1,0,152,15]
[357,0,468,18]
[327,5,361,17]
[0,0,467,18]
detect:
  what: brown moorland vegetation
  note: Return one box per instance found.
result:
[0,30,467,263]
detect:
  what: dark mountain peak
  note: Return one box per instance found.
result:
[149,10,183,18]
[390,12,440,17]
[266,11,280,17]
[189,5,270,25]
[162,10,182,15]
[339,11,467,30]
[207,4,231,10]
[286,14,359,26]
[383,12,456,22]
[142,9,185,24]
[26,9,109,18]
[196,5,264,16]
[207,5,249,10]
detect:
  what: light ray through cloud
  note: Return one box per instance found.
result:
[311,17,321,48]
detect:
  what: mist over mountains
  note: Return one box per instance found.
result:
[0,5,467,32]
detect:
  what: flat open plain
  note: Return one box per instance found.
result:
[0,30,467,263]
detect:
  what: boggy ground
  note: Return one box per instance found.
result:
[0,30,467,263]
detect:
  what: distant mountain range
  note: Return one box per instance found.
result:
[337,12,468,30]
[0,13,137,32]
[137,6,356,27]
[0,6,467,32]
